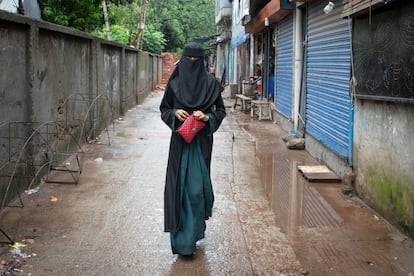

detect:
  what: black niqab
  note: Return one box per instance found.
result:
[169,43,219,110]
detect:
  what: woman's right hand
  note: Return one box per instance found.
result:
[175,109,189,122]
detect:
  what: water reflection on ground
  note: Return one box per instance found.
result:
[245,118,414,275]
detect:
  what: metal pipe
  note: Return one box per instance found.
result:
[293,7,303,132]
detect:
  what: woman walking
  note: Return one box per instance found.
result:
[160,42,226,256]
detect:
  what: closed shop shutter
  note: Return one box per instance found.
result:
[275,14,294,118]
[305,0,352,158]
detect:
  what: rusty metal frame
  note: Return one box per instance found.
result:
[0,93,115,210]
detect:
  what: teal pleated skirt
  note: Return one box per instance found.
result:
[170,138,213,255]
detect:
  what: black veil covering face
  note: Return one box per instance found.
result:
[169,42,219,110]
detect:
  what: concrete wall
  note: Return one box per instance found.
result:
[137,51,150,103]
[125,50,139,110]
[34,29,92,122]
[0,19,29,123]
[0,10,162,207]
[353,100,414,236]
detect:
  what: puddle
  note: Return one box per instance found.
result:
[248,121,414,275]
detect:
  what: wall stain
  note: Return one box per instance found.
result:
[37,69,47,89]
[367,165,414,237]
[14,101,22,108]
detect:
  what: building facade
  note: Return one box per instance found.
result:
[0,0,41,19]
[215,0,414,237]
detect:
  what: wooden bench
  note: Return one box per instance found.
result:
[233,94,253,111]
[251,100,272,120]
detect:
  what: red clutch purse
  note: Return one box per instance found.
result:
[176,113,206,143]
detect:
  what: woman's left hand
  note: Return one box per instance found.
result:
[193,111,209,122]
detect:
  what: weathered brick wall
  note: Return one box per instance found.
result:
[159,52,179,88]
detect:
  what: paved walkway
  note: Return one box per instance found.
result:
[0,89,413,275]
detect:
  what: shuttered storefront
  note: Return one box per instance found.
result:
[275,14,294,118]
[305,0,352,158]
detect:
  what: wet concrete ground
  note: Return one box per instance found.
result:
[0,89,413,275]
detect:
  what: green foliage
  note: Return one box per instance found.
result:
[94,25,130,45]
[106,2,141,43]
[110,25,130,45]
[40,0,217,54]
[42,0,103,32]
[108,0,135,4]
[142,24,166,54]
[146,0,216,52]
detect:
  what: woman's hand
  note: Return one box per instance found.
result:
[175,109,189,122]
[193,110,209,122]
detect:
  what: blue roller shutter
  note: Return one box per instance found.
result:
[305,0,352,158]
[275,14,294,118]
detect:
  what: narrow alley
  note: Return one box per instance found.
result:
[0,89,413,275]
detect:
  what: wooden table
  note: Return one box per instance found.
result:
[251,100,272,120]
[234,94,253,111]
